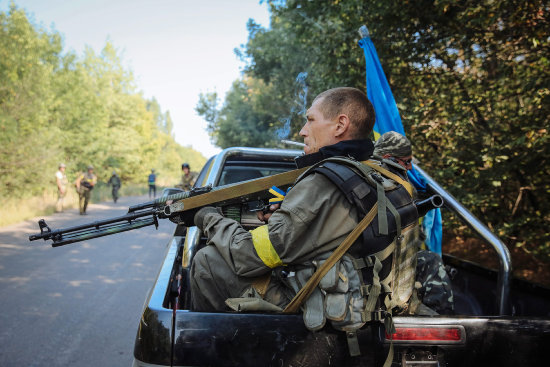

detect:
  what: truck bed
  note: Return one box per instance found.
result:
[133,228,550,367]
[132,147,550,367]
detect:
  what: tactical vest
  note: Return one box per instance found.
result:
[288,157,421,356]
[181,172,197,189]
[110,175,121,187]
[80,172,96,190]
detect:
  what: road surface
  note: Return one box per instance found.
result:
[0,195,175,367]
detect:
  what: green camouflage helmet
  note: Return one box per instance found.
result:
[373,131,412,157]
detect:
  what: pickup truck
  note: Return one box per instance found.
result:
[132,147,550,367]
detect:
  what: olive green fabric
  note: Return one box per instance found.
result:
[190,171,360,311]
[196,172,359,278]
[180,171,198,190]
[190,245,291,312]
[190,156,427,362]
[76,171,97,214]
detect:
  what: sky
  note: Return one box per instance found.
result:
[1,0,271,158]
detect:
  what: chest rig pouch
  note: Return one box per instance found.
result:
[290,157,421,357]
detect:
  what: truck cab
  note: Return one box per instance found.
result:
[133,147,550,367]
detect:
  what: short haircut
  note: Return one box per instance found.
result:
[313,87,375,139]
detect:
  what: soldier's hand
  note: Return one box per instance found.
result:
[194,206,223,231]
[256,203,280,223]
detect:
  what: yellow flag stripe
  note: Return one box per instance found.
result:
[269,188,285,199]
[250,225,283,268]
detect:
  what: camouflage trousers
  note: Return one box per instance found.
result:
[190,246,292,312]
[56,188,67,212]
[415,250,454,314]
[111,185,120,203]
[78,188,91,214]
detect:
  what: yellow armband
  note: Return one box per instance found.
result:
[249,225,284,268]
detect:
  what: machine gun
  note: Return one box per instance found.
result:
[29,166,444,248]
[28,187,207,247]
[29,168,309,247]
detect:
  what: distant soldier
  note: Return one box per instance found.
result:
[374,131,454,314]
[75,165,97,215]
[180,163,197,191]
[55,163,68,213]
[108,171,121,203]
[148,169,157,199]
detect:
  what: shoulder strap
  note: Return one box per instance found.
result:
[308,157,410,235]
[296,156,413,197]
[362,160,413,197]
[314,162,373,210]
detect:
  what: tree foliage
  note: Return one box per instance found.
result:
[197,77,290,148]
[0,5,206,200]
[199,0,549,258]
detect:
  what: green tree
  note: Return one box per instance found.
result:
[0,4,206,207]
[196,77,289,148]
[0,4,63,196]
[208,0,550,259]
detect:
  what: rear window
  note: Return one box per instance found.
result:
[218,162,296,186]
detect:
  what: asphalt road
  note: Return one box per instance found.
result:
[0,195,175,367]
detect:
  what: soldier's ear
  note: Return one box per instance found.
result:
[334,114,351,138]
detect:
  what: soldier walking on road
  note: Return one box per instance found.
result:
[108,171,122,203]
[75,165,97,215]
[148,169,157,198]
[55,163,68,212]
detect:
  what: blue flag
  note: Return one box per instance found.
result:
[358,26,443,254]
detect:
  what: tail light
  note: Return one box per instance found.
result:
[385,325,465,344]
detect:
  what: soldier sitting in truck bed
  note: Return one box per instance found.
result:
[190,87,436,354]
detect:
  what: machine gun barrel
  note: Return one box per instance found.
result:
[415,195,444,217]
[29,209,159,247]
